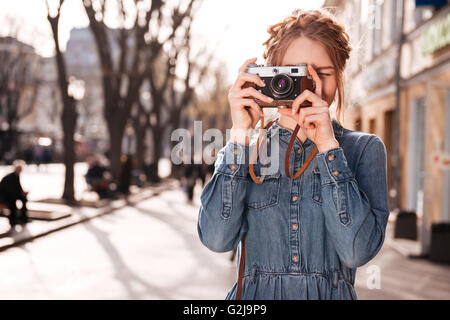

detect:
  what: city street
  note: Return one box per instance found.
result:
[0,179,449,299]
[1,0,449,303]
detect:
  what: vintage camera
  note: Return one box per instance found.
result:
[244,63,315,108]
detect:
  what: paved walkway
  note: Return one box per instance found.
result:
[0,186,236,299]
[0,162,178,251]
[355,225,450,299]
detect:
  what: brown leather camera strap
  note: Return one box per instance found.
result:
[248,116,318,184]
[284,124,319,179]
[248,116,277,184]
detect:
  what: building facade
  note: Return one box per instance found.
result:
[324,0,450,254]
[0,36,41,162]
[65,27,109,154]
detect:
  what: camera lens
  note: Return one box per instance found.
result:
[270,74,293,98]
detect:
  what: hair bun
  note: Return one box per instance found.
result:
[262,8,352,70]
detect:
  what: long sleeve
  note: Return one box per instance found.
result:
[197,141,250,253]
[316,135,390,268]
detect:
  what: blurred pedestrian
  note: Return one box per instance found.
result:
[197,162,207,188]
[43,146,52,165]
[118,154,133,195]
[0,160,29,227]
[85,157,115,199]
[183,163,197,203]
[33,144,44,171]
[145,161,160,183]
[4,147,16,165]
[24,146,33,165]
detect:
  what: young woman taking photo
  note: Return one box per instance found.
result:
[197,8,389,300]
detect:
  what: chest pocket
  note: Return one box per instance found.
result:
[312,167,323,204]
[246,169,281,210]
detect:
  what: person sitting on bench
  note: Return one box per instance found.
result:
[85,157,115,199]
[0,161,29,227]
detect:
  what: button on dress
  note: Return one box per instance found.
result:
[197,119,390,300]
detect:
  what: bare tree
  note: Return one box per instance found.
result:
[190,69,232,132]
[82,0,199,181]
[143,21,219,178]
[46,0,77,202]
[130,96,151,171]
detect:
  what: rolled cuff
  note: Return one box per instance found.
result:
[317,147,354,185]
[215,141,250,178]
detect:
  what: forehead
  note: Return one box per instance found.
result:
[281,36,332,67]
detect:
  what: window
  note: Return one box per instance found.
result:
[369,118,376,134]
[355,117,362,131]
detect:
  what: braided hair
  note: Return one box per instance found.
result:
[262,8,352,124]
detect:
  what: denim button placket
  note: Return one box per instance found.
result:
[288,142,303,270]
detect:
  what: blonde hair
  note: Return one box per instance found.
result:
[261,8,352,125]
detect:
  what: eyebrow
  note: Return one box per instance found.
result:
[314,66,334,71]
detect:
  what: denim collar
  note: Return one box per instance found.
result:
[268,117,344,147]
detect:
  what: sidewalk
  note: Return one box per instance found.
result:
[384,212,422,258]
[0,179,178,252]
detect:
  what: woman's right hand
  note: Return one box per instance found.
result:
[228,58,274,132]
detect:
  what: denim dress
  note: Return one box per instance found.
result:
[197,119,390,300]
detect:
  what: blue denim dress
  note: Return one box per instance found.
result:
[197,119,389,300]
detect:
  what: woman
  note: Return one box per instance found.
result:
[197,8,389,300]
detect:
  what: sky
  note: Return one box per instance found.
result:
[0,0,326,82]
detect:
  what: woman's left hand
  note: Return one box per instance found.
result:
[278,64,339,153]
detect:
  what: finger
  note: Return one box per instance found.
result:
[278,108,300,122]
[236,98,264,116]
[233,72,265,90]
[298,106,329,128]
[238,57,257,74]
[303,114,323,129]
[307,65,322,98]
[238,87,273,104]
[291,89,326,114]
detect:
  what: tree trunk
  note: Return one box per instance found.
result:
[47,5,77,202]
[106,119,126,183]
[62,105,77,201]
[150,126,162,182]
[135,127,146,171]
[168,111,182,179]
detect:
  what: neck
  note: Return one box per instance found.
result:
[277,114,308,143]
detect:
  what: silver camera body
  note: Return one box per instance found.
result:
[244,63,315,108]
